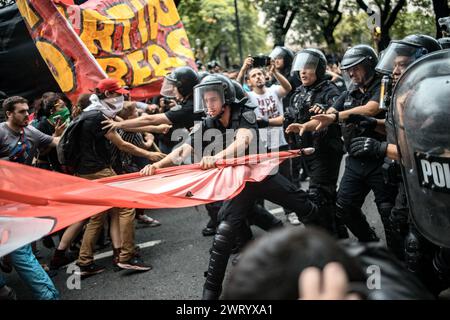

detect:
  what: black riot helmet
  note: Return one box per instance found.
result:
[269,46,295,75]
[438,37,450,49]
[198,71,211,82]
[341,44,378,88]
[160,66,199,98]
[231,79,247,102]
[392,49,450,248]
[376,34,442,76]
[291,48,327,81]
[193,74,237,116]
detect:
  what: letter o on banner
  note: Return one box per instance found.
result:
[35,39,76,93]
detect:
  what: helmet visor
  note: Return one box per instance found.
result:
[375,41,424,75]
[193,83,225,115]
[269,46,285,60]
[291,52,319,74]
[160,78,177,98]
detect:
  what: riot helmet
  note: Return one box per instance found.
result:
[269,46,295,75]
[438,37,450,49]
[376,34,442,76]
[193,74,237,118]
[291,48,327,83]
[160,66,199,98]
[231,79,247,102]
[392,49,450,247]
[341,45,378,88]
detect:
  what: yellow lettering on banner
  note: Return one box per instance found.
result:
[148,4,158,40]
[106,4,134,51]
[167,29,195,60]
[130,0,148,45]
[127,50,152,86]
[55,5,66,19]
[80,9,114,55]
[147,44,183,77]
[97,57,128,86]
[35,41,74,93]
[16,0,40,29]
[155,0,179,27]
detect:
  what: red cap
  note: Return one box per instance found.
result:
[96,78,130,94]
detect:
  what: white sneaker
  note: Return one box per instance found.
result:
[286,212,301,225]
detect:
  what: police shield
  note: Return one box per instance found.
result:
[392,49,450,247]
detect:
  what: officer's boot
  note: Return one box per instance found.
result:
[404,225,427,274]
[203,202,221,236]
[336,204,379,242]
[202,221,234,300]
[250,203,284,231]
[381,205,408,261]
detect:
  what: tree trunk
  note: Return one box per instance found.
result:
[432,0,450,38]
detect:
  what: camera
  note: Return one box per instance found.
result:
[252,55,271,68]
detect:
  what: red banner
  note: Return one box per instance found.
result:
[0,151,299,256]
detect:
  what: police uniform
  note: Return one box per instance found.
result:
[197,101,330,300]
[334,76,397,242]
[287,79,344,234]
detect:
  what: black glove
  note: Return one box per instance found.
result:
[349,137,388,158]
[257,118,270,128]
[346,114,378,132]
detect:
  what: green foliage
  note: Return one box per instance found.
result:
[178,0,269,66]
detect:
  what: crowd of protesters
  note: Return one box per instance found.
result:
[1,31,450,300]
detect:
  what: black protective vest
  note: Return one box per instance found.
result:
[340,77,385,152]
[287,80,341,151]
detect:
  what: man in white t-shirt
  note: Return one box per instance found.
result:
[238,58,300,225]
[242,59,291,152]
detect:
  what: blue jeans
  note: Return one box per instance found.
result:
[9,244,59,300]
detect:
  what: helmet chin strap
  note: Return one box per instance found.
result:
[207,105,225,122]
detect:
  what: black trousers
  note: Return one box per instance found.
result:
[337,156,396,208]
[336,156,397,241]
[218,172,318,230]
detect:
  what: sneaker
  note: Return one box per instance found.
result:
[117,256,152,272]
[286,212,301,225]
[75,263,106,278]
[136,214,161,227]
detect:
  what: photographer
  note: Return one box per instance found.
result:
[238,56,300,225]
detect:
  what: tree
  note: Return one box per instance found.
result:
[355,0,407,51]
[432,0,450,38]
[178,0,268,67]
[251,0,299,46]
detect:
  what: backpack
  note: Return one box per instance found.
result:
[57,110,97,173]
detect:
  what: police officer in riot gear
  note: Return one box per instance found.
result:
[141,74,332,300]
[302,45,397,245]
[392,49,450,294]
[349,35,444,290]
[285,48,344,237]
[202,79,282,238]
[268,46,305,186]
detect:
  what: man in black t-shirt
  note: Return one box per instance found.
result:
[74,78,165,277]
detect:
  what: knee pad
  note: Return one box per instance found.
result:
[211,221,234,254]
